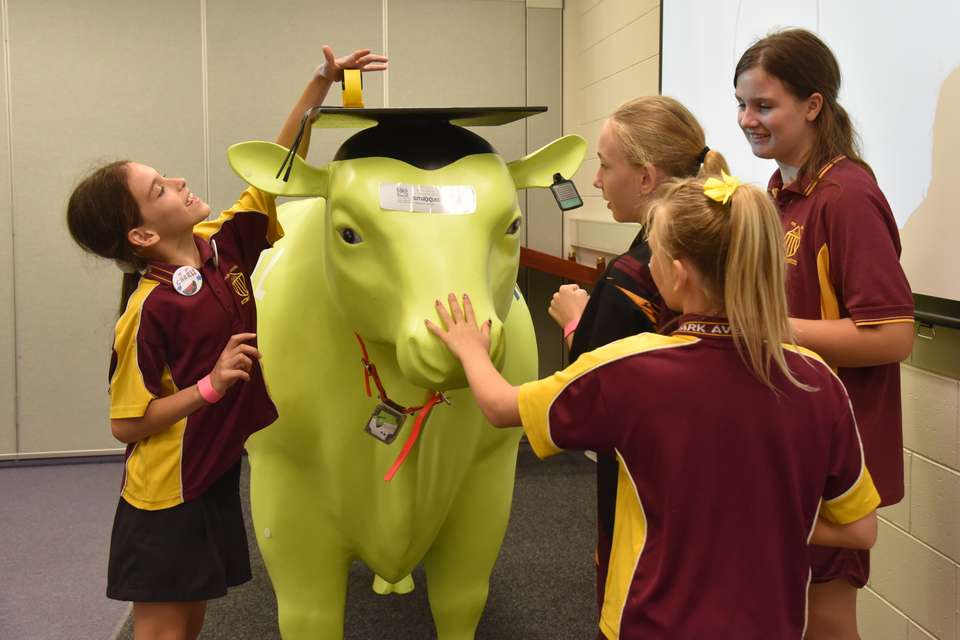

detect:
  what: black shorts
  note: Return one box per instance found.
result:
[106,461,251,602]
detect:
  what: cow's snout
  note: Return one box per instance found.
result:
[396,311,506,392]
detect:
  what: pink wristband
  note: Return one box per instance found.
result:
[563,318,579,339]
[197,375,224,404]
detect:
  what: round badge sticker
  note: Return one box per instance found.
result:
[172,266,203,296]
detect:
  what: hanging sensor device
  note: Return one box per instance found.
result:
[550,173,583,211]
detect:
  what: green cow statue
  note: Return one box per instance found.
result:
[227,108,586,639]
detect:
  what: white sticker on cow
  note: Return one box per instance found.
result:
[379,183,476,215]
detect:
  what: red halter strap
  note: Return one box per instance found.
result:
[354,333,447,481]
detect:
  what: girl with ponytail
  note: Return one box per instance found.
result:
[427,174,879,639]
[735,29,914,637]
[546,96,728,610]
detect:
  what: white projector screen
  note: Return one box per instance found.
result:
[662,0,960,303]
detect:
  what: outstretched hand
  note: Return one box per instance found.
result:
[426,293,492,362]
[314,45,388,82]
[426,293,521,428]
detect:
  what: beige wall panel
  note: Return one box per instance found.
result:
[561,2,578,131]
[206,0,385,212]
[576,0,603,16]
[579,0,658,50]
[525,7,563,256]
[388,0,526,164]
[907,622,938,640]
[525,8,563,152]
[901,365,960,469]
[858,587,909,640]
[579,56,659,124]
[910,456,960,564]
[10,0,204,454]
[580,8,659,88]
[570,118,604,159]
[871,520,957,639]
[0,5,14,455]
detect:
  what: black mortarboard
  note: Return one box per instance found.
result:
[277,106,547,179]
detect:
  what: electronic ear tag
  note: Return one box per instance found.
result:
[365,402,406,444]
[550,173,583,211]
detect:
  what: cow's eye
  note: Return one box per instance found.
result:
[506,218,522,235]
[339,227,362,244]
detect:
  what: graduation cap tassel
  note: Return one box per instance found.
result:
[275,106,321,182]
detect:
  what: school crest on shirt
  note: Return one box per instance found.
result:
[784,222,804,266]
[225,266,251,304]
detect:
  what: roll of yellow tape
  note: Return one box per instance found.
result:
[342,69,364,108]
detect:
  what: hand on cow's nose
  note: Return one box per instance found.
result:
[425,293,492,363]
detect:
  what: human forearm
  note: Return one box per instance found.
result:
[276,76,333,159]
[111,333,261,444]
[790,318,913,367]
[458,344,521,428]
[111,386,207,443]
[810,512,878,549]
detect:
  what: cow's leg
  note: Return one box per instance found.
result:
[249,465,350,639]
[422,436,519,639]
[269,546,349,640]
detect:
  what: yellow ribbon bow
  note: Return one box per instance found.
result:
[703,170,741,205]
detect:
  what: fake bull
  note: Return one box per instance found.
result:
[227,108,585,639]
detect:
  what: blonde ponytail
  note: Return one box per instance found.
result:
[649,178,810,391]
[609,96,731,179]
[724,186,808,390]
[701,149,730,179]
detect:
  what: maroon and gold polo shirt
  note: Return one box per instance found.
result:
[108,187,282,510]
[769,157,913,506]
[568,231,675,612]
[518,315,879,639]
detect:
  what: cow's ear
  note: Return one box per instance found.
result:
[507,134,587,190]
[227,141,329,198]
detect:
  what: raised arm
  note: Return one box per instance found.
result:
[276,46,388,160]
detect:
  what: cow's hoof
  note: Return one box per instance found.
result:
[394,574,415,594]
[372,574,415,595]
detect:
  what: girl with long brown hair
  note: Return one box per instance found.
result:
[735,28,914,638]
[66,46,386,640]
